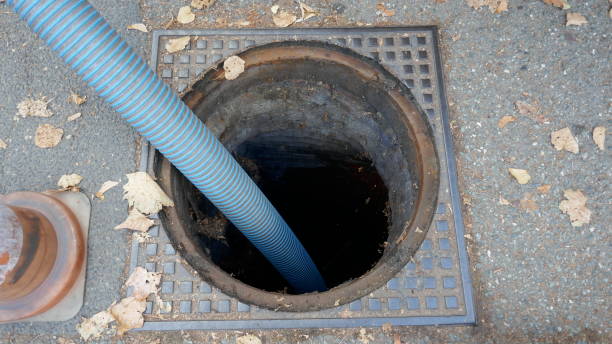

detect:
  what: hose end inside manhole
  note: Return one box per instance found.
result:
[155,41,440,312]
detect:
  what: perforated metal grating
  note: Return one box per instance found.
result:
[130,27,475,330]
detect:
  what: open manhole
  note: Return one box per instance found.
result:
[154,41,439,312]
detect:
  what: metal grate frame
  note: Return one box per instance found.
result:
[129,27,475,330]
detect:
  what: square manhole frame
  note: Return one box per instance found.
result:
[132,27,475,330]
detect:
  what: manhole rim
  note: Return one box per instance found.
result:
[156,41,440,312]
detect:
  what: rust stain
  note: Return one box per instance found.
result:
[0,252,9,265]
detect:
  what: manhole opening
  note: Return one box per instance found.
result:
[157,41,439,311]
[184,132,390,293]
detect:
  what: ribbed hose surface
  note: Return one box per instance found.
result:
[8,0,326,293]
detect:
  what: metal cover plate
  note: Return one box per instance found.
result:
[131,27,475,330]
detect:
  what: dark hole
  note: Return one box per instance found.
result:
[184,135,390,294]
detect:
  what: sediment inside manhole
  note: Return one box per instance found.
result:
[156,41,439,311]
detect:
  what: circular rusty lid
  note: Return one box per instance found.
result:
[0,192,84,322]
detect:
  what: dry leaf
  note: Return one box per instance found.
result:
[125,266,161,299]
[110,297,146,335]
[273,10,297,27]
[95,180,119,199]
[298,2,320,21]
[236,334,262,344]
[177,6,195,24]
[191,0,215,10]
[223,56,246,80]
[559,189,591,227]
[0,139,6,149]
[127,23,148,33]
[69,93,86,105]
[566,12,587,26]
[270,5,279,14]
[67,112,82,122]
[542,0,571,9]
[56,337,76,344]
[498,115,516,129]
[551,127,579,154]
[465,0,508,14]
[381,323,392,332]
[515,100,538,116]
[17,97,53,117]
[515,100,548,123]
[122,172,174,214]
[537,184,551,193]
[499,195,511,205]
[165,36,190,53]
[231,20,251,27]
[114,210,155,232]
[592,126,605,151]
[376,3,396,17]
[35,124,63,148]
[58,174,83,189]
[508,168,531,184]
[76,310,114,341]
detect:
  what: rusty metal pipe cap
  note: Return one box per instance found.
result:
[0,192,84,323]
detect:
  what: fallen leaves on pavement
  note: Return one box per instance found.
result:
[566,12,587,26]
[110,297,146,336]
[95,180,119,200]
[515,100,548,123]
[236,334,262,344]
[559,189,591,227]
[56,337,76,344]
[298,2,320,22]
[34,124,63,148]
[376,3,396,17]
[0,139,6,149]
[542,0,571,9]
[177,6,195,24]
[499,195,511,205]
[114,210,155,232]
[465,0,508,14]
[497,115,516,129]
[537,184,552,193]
[272,8,297,27]
[165,36,190,53]
[17,97,53,118]
[69,93,86,105]
[58,174,83,190]
[67,112,81,122]
[191,0,215,10]
[125,267,161,301]
[508,168,531,184]
[515,100,538,116]
[223,55,246,80]
[76,310,114,341]
[127,23,148,33]
[592,126,605,151]
[551,127,579,153]
[77,268,160,340]
[122,172,174,214]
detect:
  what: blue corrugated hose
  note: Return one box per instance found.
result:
[8,0,326,293]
